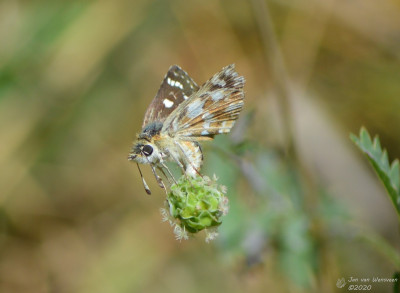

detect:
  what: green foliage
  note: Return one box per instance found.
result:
[359,230,400,269]
[162,175,229,242]
[393,272,400,293]
[204,137,319,288]
[351,127,400,219]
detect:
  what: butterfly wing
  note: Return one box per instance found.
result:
[162,64,245,140]
[142,65,199,128]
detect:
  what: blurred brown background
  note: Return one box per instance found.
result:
[1,0,400,292]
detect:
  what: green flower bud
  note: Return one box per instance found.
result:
[161,175,229,242]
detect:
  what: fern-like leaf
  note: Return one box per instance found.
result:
[350,127,400,219]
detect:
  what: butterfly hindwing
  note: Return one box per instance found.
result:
[162,64,245,139]
[142,65,199,128]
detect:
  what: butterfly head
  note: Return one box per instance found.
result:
[128,139,161,165]
[128,122,164,164]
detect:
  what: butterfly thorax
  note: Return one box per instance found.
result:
[138,121,163,140]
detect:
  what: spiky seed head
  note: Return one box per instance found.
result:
[165,174,229,241]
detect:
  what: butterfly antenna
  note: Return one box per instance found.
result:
[137,163,151,195]
[144,156,166,193]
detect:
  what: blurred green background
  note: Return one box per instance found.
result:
[1,0,400,292]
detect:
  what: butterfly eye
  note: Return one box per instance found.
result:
[142,145,153,156]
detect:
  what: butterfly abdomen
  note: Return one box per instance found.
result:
[177,140,203,176]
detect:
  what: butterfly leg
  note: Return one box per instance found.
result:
[169,154,193,184]
[157,166,172,184]
[149,162,167,192]
[169,154,201,194]
[154,167,171,196]
[158,162,178,185]
[166,150,187,175]
[142,155,167,193]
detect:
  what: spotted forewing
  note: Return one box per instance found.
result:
[142,65,199,128]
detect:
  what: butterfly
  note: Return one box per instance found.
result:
[128,64,245,194]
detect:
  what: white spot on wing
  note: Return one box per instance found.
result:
[202,112,213,119]
[183,94,189,100]
[201,130,209,136]
[172,119,179,131]
[167,77,184,89]
[187,99,205,118]
[224,102,242,113]
[211,76,226,87]
[163,99,174,108]
[174,81,183,89]
[211,91,224,101]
